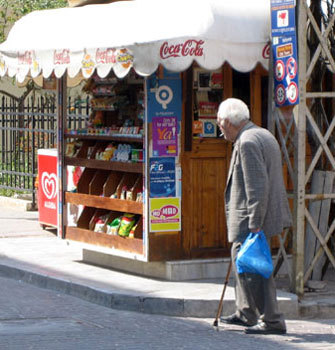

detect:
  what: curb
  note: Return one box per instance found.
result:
[0,196,36,211]
[299,298,335,319]
[0,262,308,319]
[0,263,235,318]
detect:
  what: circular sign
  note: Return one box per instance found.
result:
[286,57,297,79]
[275,60,285,81]
[275,84,286,105]
[155,85,173,110]
[287,82,298,104]
[204,122,214,132]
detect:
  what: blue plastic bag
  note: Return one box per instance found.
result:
[235,230,273,279]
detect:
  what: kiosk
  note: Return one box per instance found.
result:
[0,0,275,278]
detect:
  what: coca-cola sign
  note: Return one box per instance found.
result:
[160,40,204,59]
[54,49,70,65]
[96,48,116,64]
[18,51,33,65]
[262,43,270,59]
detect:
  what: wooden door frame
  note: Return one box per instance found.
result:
[180,64,268,259]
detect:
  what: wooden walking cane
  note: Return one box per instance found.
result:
[213,258,232,329]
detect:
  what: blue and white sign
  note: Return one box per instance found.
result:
[149,157,176,198]
[271,0,299,107]
[147,76,182,122]
[272,34,299,107]
[271,0,296,36]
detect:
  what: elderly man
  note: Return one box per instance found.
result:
[217,98,292,335]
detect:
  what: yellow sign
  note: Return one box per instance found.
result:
[82,54,95,77]
[149,197,181,232]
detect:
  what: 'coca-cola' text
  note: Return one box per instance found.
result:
[160,40,204,59]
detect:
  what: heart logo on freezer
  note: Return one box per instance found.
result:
[41,172,57,200]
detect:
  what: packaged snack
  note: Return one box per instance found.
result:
[91,110,104,127]
[126,190,133,201]
[65,142,75,157]
[118,213,136,237]
[106,217,121,235]
[95,147,106,160]
[101,143,116,161]
[113,144,132,162]
[66,141,83,157]
[131,149,143,163]
[87,147,95,159]
[128,223,138,239]
[121,185,127,200]
[73,141,83,157]
[136,192,143,202]
[93,214,108,233]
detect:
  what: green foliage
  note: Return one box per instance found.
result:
[0,0,67,43]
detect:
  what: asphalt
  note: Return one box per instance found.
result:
[0,199,334,320]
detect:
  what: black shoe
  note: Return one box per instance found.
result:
[220,314,253,327]
[244,322,286,335]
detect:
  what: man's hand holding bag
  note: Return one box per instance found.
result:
[235,230,273,279]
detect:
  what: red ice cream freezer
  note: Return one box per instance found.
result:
[37,149,58,229]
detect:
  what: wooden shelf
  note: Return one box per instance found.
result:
[93,94,115,97]
[65,133,143,144]
[66,192,143,214]
[92,107,116,111]
[65,157,143,173]
[65,226,144,255]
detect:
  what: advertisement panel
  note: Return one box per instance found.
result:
[152,116,178,157]
[149,197,181,232]
[37,149,58,227]
[149,157,176,198]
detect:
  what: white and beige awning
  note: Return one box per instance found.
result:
[0,0,271,82]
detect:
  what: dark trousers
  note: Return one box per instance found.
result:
[231,242,286,329]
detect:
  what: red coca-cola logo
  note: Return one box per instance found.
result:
[262,43,270,59]
[54,49,70,65]
[160,40,204,59]
[18,51,33,65]
[96,48,116,64]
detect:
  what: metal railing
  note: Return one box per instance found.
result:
[0,94,90,208]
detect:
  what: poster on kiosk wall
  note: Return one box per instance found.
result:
[149,197,181,232]
[147,76,181,157]
[147,74,182,232]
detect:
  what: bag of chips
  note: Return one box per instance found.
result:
[106,217,121,235]
[118,213,136,237]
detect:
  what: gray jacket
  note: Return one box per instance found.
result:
[224,122,292,243]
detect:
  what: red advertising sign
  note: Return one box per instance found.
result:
[38,149,58,227]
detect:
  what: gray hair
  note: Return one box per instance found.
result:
[217,98,250,126]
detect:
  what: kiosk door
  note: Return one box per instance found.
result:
[182,141,230,258]
[181,65,265,259]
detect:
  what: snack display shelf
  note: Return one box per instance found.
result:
[64,133,143,143]
[91,107,116,111]
[65,157,143,173]
[65,192,143,215]
[92,94,116,97]
[65,226,144,255]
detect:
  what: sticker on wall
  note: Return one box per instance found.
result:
[200,119,217,137]
[147,77,182,122]
[149,157,176,198]
[149,197,181,232]
[152,116,178,157]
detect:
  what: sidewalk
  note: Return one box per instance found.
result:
[0,203,334,319]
